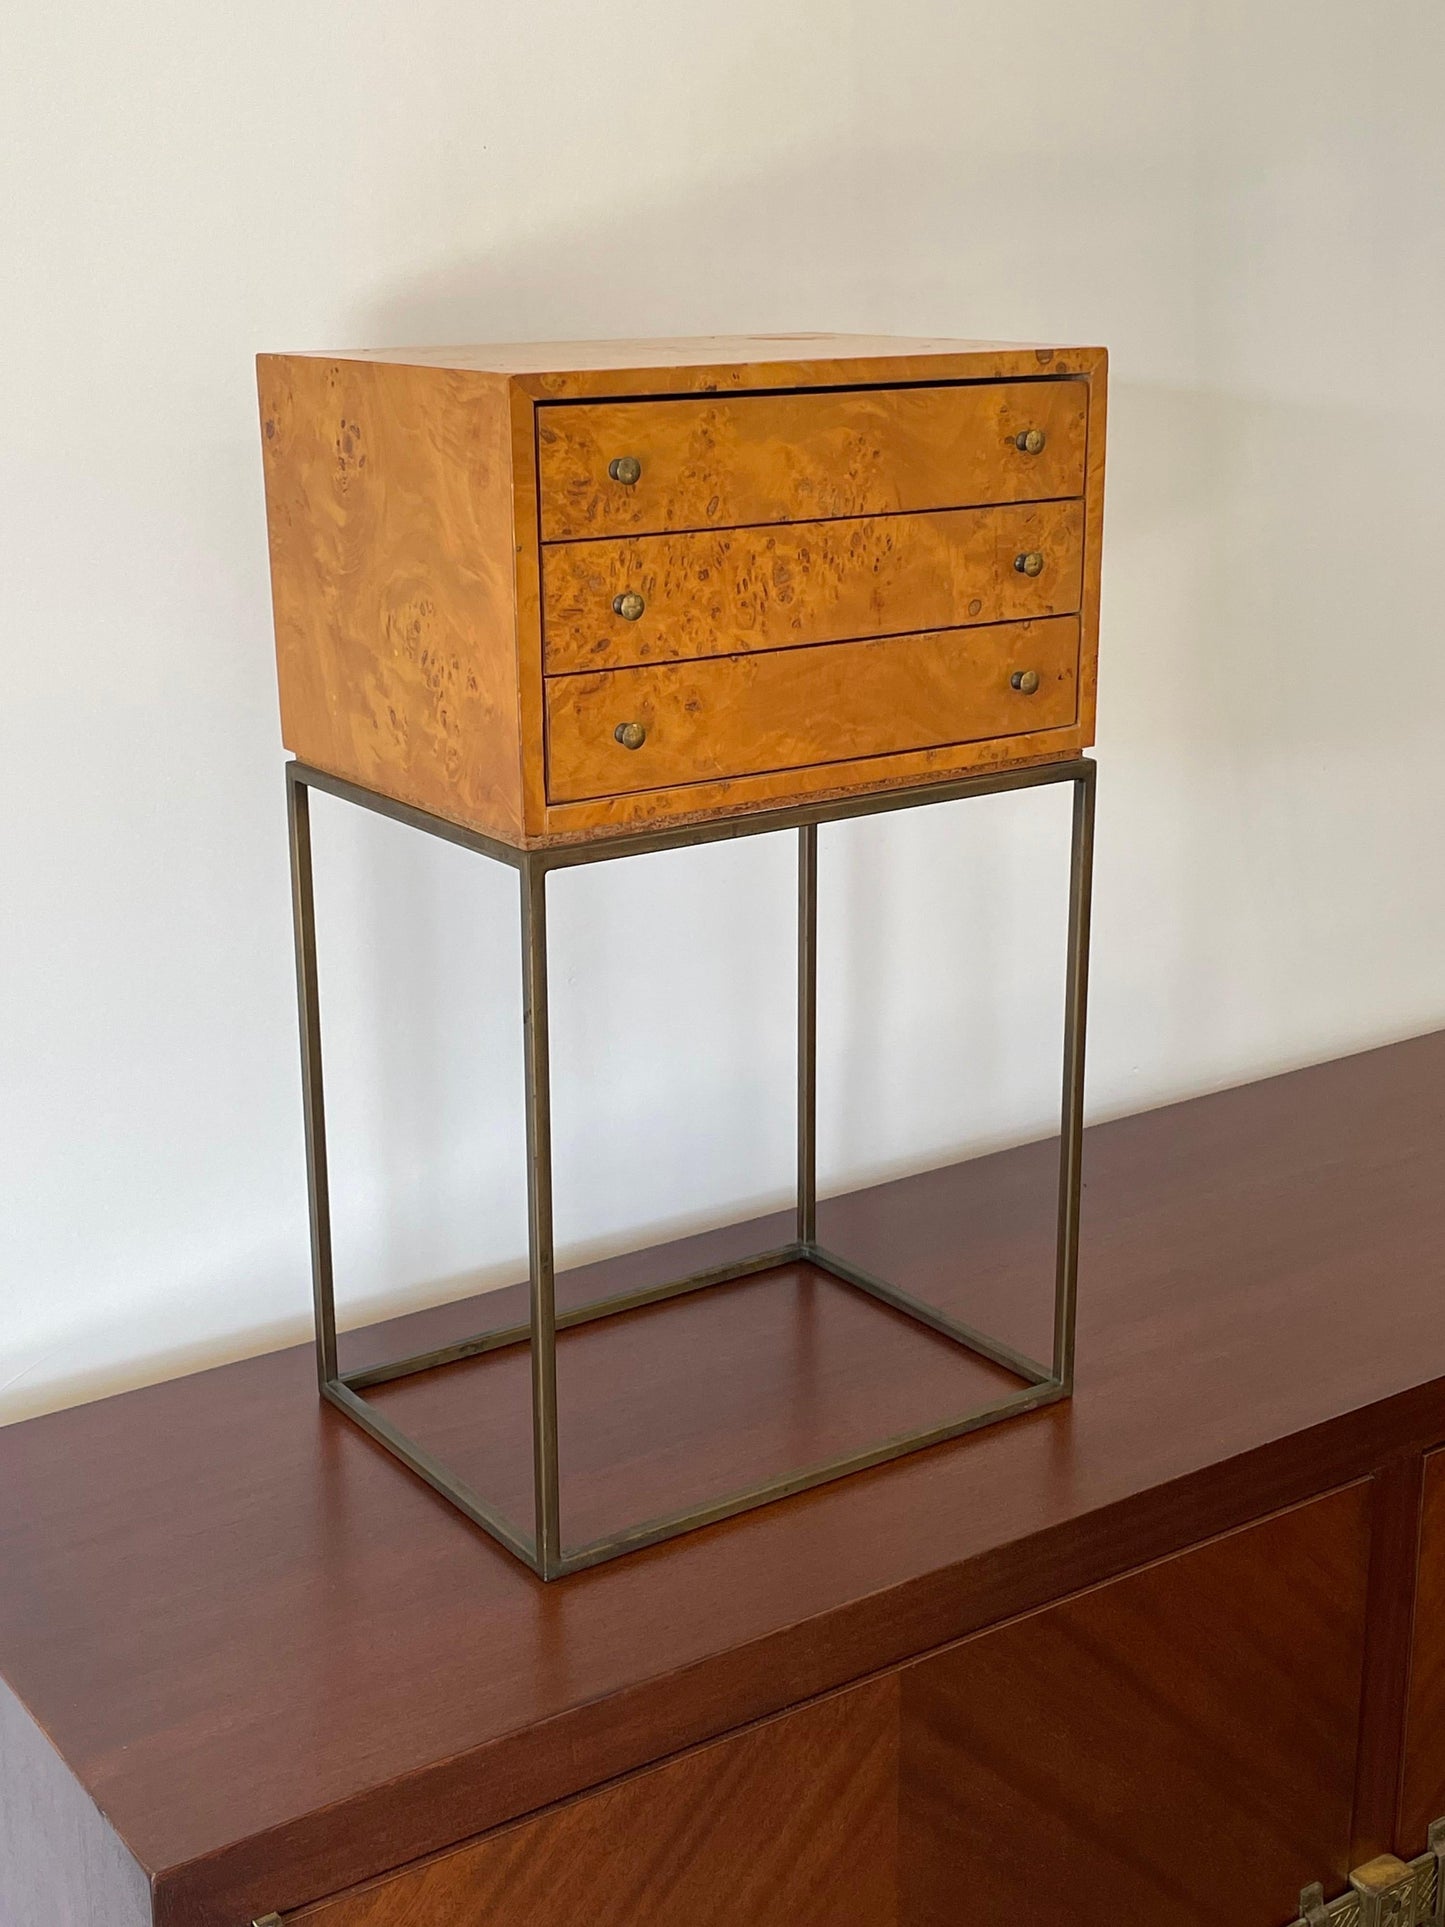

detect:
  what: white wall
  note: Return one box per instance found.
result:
[4,0,1443,1422]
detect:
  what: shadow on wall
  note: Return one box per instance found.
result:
[15,136,1445,1426]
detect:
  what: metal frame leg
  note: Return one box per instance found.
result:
[1054,761,1096,1392]
[797,824,818,1248]
[520,858,562,1576]
[285,756,1097,1581]
[287,774,337,1388]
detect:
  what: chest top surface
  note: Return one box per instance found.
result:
[257,334,1106,847]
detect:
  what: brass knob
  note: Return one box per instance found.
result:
[612,591,645,621]
[608,455,642,485]
[614,721,646,750]
[1014,551,1045,577]
[1011,669,1040,695]
[1015,428,1046,454]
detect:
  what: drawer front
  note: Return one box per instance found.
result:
[287,1678,896,1926]
[546,616,1079,802]
[542,499,1085,674]
[537,379,1088,540]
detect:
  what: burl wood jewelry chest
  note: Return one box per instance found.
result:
[256,335,1106,1577]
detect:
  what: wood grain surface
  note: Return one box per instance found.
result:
[0,1678,152,1927]
[258,355,526,840]
[7,1031,1441,1926]
[536,719,1091,838]
[346,336,1106,402]
[293,1680,897,1927]
[1351,1456,1426,1864]
[257,340,1104,844]
[540,500,1085,673]
[545,616,1079,802]
[1398,1448,1445,1851]
[902,1487,1370,1927]
[536,380,1087,541]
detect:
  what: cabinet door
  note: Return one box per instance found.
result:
[1400,1448,1445,1850]
[901,1486,1371,1927]
[289,1676,897,1927]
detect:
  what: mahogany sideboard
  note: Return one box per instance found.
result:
[5,1031,1445,1926]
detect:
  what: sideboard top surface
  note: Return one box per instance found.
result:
[2,1031,1444,1924]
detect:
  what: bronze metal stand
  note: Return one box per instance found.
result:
[286,756,1095,1579]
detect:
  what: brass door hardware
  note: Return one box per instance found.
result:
[613,591,645,620]
[1014,550,1045,576]
[1292,1821,1445,1927]
[1011,669,1040,695]
[607,455,642,485]
[1015,427,1046,453]
[614,722,647,749]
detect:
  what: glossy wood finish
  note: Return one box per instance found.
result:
[258,355,525,843]
[258,336,1106,844]
[902,1488,1371,1926]
[7,1032,1445,1925]
[293,1680,896,1927]
[0,1678,151,1927]
[545,616,1079,802]
[1398,1449,1445,1851]
[1351,1455,1425,1864]
[535,380,1087,541]
[540,500,1085,674]
[547,616,1078,797]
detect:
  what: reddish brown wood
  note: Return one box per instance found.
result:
[293,1679,897,1927]
[1350,1455,1425,1864]
[0,1678,152,1927]
[2,1032,1445,1925]
[1399,1449,1445,1851]
[901,1488,1371,1926]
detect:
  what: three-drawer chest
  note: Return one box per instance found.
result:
[256,334,1106,844]
[254,336,1106,1578]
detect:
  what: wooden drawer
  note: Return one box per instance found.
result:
[537,379,1088,541]
[258,336,1106,841]
[542,499,1085,674]
[286,1679,896,1926]
[545,616,1079,802]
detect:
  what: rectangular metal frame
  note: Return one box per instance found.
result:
[286,754,1096,1579]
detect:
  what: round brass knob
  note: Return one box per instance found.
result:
[612,591,645,621]
[1011,669,1040,695]
[614,721,647,750]
[1014,551,1045,577]
[1015,428,1046,455]
[608,455,642,485]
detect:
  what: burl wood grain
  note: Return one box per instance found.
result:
[536,379,1088,541]
[902,1487,1372,1927]
[258,355,527,841]
[545,616,1079,802]
[541,500,1085,674]
[1396,1449,1445,1851]
[293,1680,898,1927]
[357,335,1104,401]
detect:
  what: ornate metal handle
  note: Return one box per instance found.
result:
[613,591,645,621]
[1014,551,1045,577]
[614,721,647,750]
[608,455,642,485]
[1014,428,1046,455]
[1011,669,1040,695]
